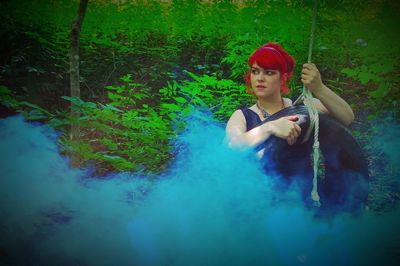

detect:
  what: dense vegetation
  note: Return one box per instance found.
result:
[0,0,399,210]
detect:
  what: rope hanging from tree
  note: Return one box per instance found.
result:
[293,0,321,207]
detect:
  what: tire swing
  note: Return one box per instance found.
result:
[260,105,369,216]
[260,1,369,216]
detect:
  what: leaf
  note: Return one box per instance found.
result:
[20,101,52,116]
[104,104,123,112]
[48,118,70,128]
[106,86,126,94]
[358,71,375,85]
[0,85,11,94]
[62,96,84,106]
[100,138,119,151]
[368,83,391,98]
[105,85,116,91]
[26,109,48,120]
[166,112,177,120]
[341,68,356,77]
[160,103,180,112]
[173,97,187,104]
[182,106,192,116]
[121,74,132,83]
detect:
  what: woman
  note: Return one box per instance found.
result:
[226,42,354,152]
[226,42,366,214]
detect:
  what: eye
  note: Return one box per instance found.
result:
[251,68,259,75]
[265,70,275,75]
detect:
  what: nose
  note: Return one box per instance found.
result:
[256,73,265,82]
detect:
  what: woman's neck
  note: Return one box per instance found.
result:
[257,95,284,114]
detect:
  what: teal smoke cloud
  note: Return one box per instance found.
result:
[0,115,399,265]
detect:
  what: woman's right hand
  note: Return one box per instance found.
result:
[267,115,302,145]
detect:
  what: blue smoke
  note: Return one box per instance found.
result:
[372,120,400,171]
[0,115,399,265]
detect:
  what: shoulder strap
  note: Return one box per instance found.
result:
[240,108,262,132]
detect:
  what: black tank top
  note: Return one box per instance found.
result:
[240,105,314,207]
[240,107,263,132]
[240,107,267,152]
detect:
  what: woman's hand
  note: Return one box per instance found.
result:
[301,63,355,126]
[301,63,324,94]
[268,116,302,145]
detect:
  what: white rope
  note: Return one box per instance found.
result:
[297,0,321,207]
[303,89,321,207]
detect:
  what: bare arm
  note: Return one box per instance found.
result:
[302,63,355,126]
[226,110,271,148]
[312,84,355,125]
[226,109,301,149]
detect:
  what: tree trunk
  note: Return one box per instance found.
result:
[69,0,88,166]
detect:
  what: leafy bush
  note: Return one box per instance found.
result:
[159,71,254,124]
[65,74,177,174]
[6,75,175,174]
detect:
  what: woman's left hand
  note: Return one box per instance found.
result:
[301,63,324,94]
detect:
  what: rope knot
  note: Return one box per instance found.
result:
[313,141,320,149]
[311,190,321,207]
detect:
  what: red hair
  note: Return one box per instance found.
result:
[245,42,295,95]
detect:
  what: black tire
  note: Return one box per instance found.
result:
[260,105,369,215]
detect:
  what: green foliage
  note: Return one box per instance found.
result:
[159,71,254,125]
[313,0,400,117]
[3,0,397,115]
[1,0,399,215]
[0,86,19,109]
[222,35,261,80]
[22,75,175,174]
[71,75,174,173]
[351,120,400,212]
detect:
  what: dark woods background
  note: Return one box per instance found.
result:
[0,0,399,211]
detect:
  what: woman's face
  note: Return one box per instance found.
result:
[250,62,281,98]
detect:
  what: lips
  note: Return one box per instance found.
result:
[256,85,266,89]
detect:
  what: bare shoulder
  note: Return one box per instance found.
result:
[227,109,245,127]
[283,97,292,107]
[226,109,247,136]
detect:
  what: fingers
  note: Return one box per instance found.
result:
[301,70,313,85]
[301,76,312,86]
[287,123,301,145]
[294,123,301,135]
[301,63,323,92]
[301,68,311,75]
[287,133,297,145]
[302,63,316,70]
[302,63,319,76]
[286,124,301,145]
[271,117,302,145]
[301,66,318,78]
[287,135,294,145]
